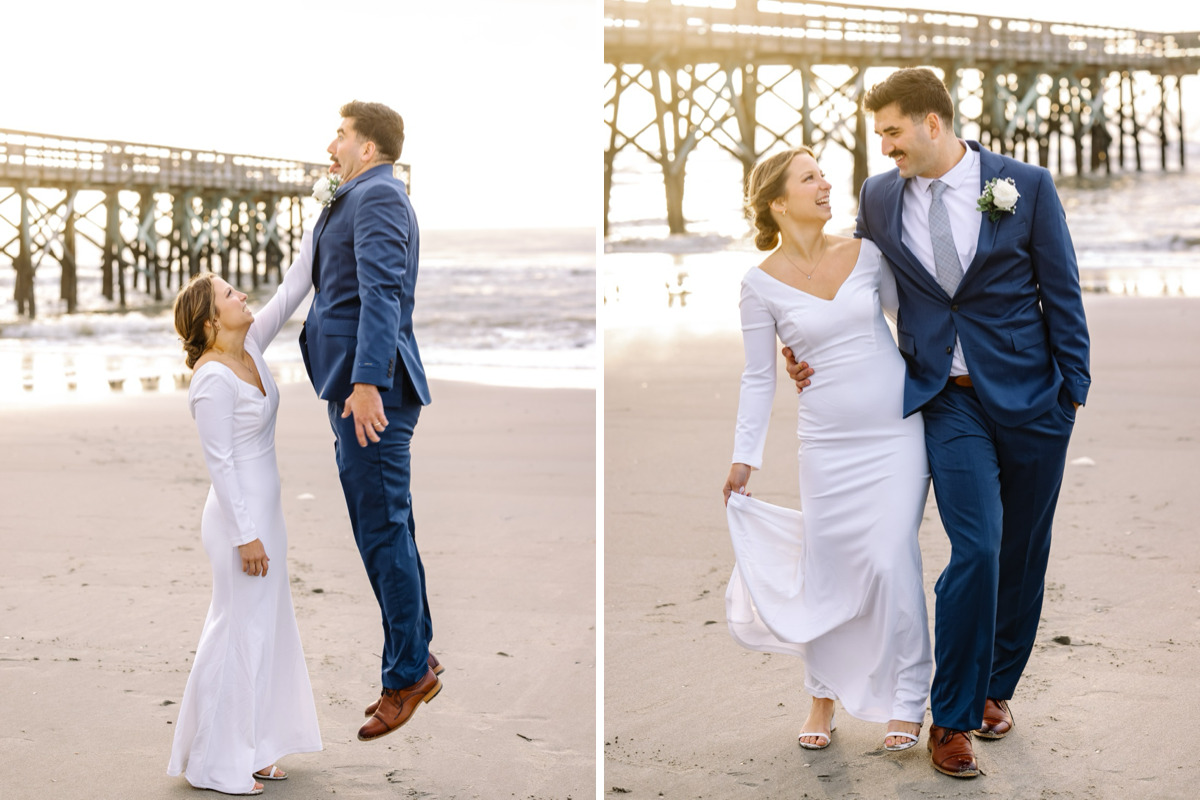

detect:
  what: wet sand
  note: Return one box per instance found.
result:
[604,295,1200,798]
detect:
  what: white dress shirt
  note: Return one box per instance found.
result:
[900,143,980,377]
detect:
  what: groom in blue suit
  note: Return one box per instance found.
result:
[300,101,441,742]
[788,68,1089,777]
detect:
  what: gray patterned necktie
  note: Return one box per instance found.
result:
[928,180,961,296]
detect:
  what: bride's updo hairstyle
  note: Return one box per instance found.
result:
[745,146,815,251]
[174,273,219,369]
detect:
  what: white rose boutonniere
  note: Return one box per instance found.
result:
[312,174,341,207]
[977,177,1019,222]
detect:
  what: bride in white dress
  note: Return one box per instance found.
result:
[722,147,933,752]
[167,233,322,795]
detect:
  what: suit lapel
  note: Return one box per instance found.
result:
[310,169,373,286]
[313,203,332,245]
[964,143,1002,281]
[309,165,392,287]
[879,171,945,296]
[311,203,332,287]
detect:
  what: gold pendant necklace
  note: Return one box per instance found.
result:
[213,347,254,374]
[779,236,827,281]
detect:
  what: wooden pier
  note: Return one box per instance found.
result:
[0,129,410,318]
[604,0,1200,234]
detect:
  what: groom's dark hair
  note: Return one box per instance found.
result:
[341,100,405,162]
[863,68,955,125]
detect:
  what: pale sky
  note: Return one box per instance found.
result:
[642,0,1200,33]
[8,1,1195,233]
[6,0,597,231]
[828,0,1200,32]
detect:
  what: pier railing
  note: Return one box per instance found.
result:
[605,0,1200,72]
[0,128,412,192]
[604,0,1200,234]
[0,129,411,318]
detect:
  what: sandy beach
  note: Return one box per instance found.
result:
[604,294,1200,798]
[0,378,595,799]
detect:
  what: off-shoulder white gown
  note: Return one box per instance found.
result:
[726,238,933,725]
[167,233,322,794]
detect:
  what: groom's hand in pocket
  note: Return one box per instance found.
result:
[782,347,813,393]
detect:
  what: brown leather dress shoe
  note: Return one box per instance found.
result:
[364,654,445,717]
[974,698,1014,739]
[927,725,979,778]
[358,667,442,742]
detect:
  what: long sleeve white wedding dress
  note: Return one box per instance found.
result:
[167,233,322,794]
[726,238,933,725]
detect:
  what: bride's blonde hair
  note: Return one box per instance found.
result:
[745,146,815,251]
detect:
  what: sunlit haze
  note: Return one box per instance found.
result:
[5,0,596,231]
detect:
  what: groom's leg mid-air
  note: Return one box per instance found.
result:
[328,394,441,743]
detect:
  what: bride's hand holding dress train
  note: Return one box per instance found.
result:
[722,463,752,505]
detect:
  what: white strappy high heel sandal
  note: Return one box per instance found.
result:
[883,726,921,751]
[798,712,836,750]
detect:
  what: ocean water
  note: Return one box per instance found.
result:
[0,227,596,404]
[604,137,1200,334]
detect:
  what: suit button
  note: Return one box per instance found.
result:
[951,304,958,311]
[946,346,953,354]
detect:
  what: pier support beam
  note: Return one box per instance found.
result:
[603,1,1194,237]
[15,185,34,317]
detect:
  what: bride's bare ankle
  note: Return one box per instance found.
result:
[806,697,835,723]
[885,718,920,733]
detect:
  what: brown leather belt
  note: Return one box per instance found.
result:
[947,375,973,388]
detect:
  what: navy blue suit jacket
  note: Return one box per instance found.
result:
[300,163,430,407]
[856,141,1090,427]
